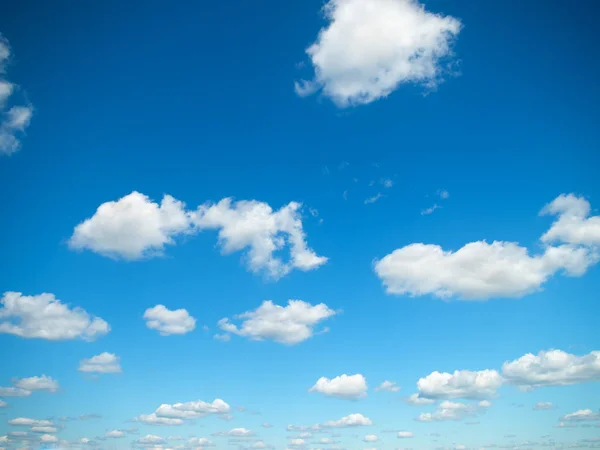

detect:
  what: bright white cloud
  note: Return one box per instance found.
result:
[309,374,367,399]
[134,414,184,426]
[30,427,57,434]
[40,434,58,443]
[194,198,327,279]
[137,435,166,445]
[0,292,109,341]
[78,352,122,373]
[322,413,372,428]
[212,428,254,437]
[397,431,414,438]
[218,300,336,345]
[375,380,400,392]
[560,409,600,422]
[154,399,230,419]
[13,375,59,393]
[533,401,553,410]
[404,393,435,405]
[188,437,214,446]
[501,349,600,388]
[69,192,196,260]
[105,430,125,438]
[0,387,30,397]
[143,305,196,336]
[363,435,378,442]
[417,369,503,399]
[416,401,481,422]
[297,0,461,106]
[8,418,53,427]
[375,194,600,300]
[0,35,33,156]
[541,194,600,246]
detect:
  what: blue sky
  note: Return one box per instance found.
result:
[1,0,599,449]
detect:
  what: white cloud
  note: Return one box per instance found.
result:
[0,35,34,156]
[364,193,383,205]
[533,402,553,410]
[438,189,450,199]
[417,369,503,399]
[501,349,600,388]
[69,192,196,260]
[13,375,59,393]
[322,413,372,428]
[188,437,214,446]
[212,428,254,437]
[78,352,122,373]
[105,430,125,438]
[375,380,400,392]
[421,204,441,215]
[214,333,231,342]
[297,0,461,106]
[218,300,336,345]
[560,409,600,422]
[309,374,367,399]
[143,305,196,336]
[134,414,184,426]
[363,435,378,442]
[8,418,53,427]
[0,400,6,407]
[397,431,414,438]
[375,194,600,300]
[478,400,492,408]
[416,401,481,422]
[194,198,327,279]
[30,427,57,434]
[154,399,230,419]
[404,393,435,405]
[541,194,600,246]
[0,387,30,397]
[289,438,305,447]
[137,435,166,445]
[39,434,58,443]
[0,292,110,341]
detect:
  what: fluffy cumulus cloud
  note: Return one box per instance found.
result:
[217,300,336,345]
[296,0,461,106]
[374,194,600,300]
[363,435,378,442]
[560,409,600,422]
[533,401,553,410]
[134,414,184,426]
[397,431,414,438]
[69,193,326,279]
[322,413,372,428]
[8,418,53,427]
[375,380,400,392]
[0,387,30,397]
[13,375,59,393]
[78,352,122,373]
[501,349,600,388]
[416,369,503,399]
[416,400,485,422]
[105,430,125,438]
[136,435,165,445]
[0,292,110,341]
[212,428,254,437]
[0,34,34,156]
[39,434,58,443]
[143,305,196,336]
[309,374,368,399]
[135,399,230,426]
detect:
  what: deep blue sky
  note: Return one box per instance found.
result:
[1,1,599,449]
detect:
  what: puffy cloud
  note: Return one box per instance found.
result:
[0,387,30,397]
[212,428,254,437]
[78,352,122,373]
[194,198,327,279]
[39,434,57,443]
[154,399,230,419]
[288,438,305,447]
[374,194,600,300]
[218,300,336,345]
[13,375,59,393]
[322,413,372,428]
[0,35,34,156]
[136,435,166,445]
[533,402,554,410]
[69,192,196,260]
[560,409,600,422]
[397,431,414,438]
[416,401,482,422]
[134,414,184,426]
[0,292,109,341]
[375,380,400,392]
[105,430,125,438]
[143,305,196,336]
[297,0,461,106]
[541,194,600,246]
[69,193,326,279]
[404,393,435,405]
[309,374,367,399]
[8,418,53,427]
[416,369,503,399]
[501,349,600,388]
[30,427,57,434]
[0,400,6,407]
[188,437,215,446]
[363,435,378,442]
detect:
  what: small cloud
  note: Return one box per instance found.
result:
[343,190,348,201]
[364,193,383,205]
[338,161,350,170]
[214,333,231,342]
[421,203,440,215]
[381,179,393,188]
[78,352,122,374]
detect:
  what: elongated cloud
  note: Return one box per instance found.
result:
[78,352,122,373]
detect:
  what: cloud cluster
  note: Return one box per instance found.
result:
[0,34,34,155]
[0,375,60,398]
[309,373,367,399]
[78,352,122,373]
[416,400,490,422]
[375,194,600,300]
[135,399,230,426]
[322,413,372,427]
[375,380,400,392]
[0,292,109,341]
[416,369,503,399]
[218,300,336,345]
[69,192,327,279]
[143,305,196,336]
[296,0,461,106]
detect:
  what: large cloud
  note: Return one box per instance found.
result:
[501,349,600,388]
[0,292,109,341]
[143,305,196,336]
[309,374,367,399]
[0,34,34,156]
[374,194,599,300]
[416,369,503,399]
[135,399,230,426]
[296,0,461,106]
[69,192,326,279]
[13,375,59,393]
[78,352,122,373]
[218,300,336,345]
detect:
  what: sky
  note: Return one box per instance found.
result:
[1,0,600,449]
